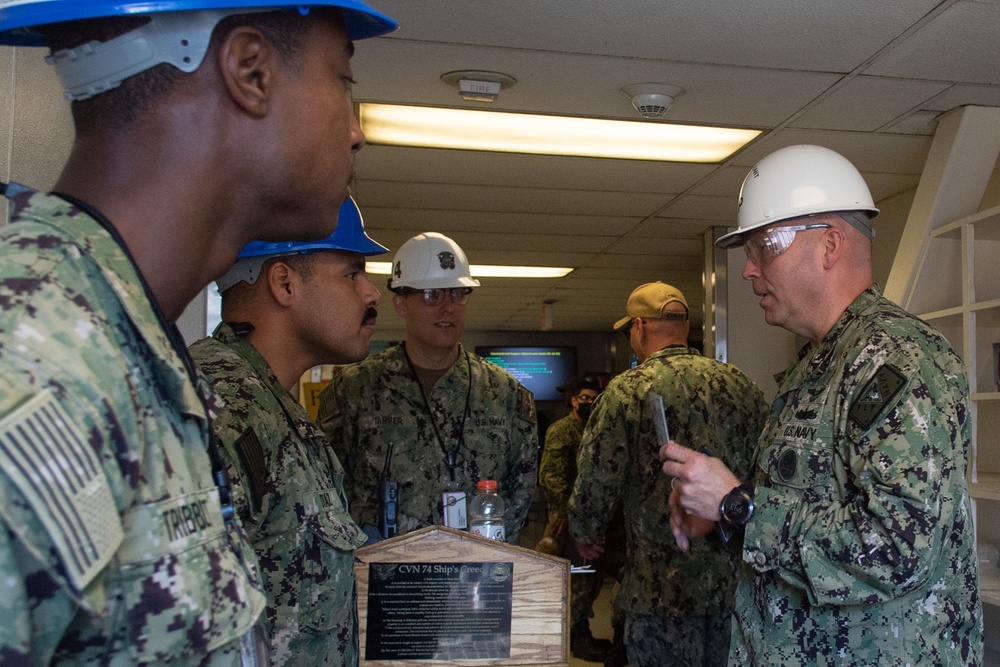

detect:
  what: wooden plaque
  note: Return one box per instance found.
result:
[355,526,570,666]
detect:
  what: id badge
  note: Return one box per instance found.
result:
[442,490,467,529]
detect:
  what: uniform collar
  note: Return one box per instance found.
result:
[20,191,209,420]
[775,284,881,386]
[646,344,699,363]
[211,321,316,433]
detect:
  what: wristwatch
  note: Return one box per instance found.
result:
[719,484,755,530]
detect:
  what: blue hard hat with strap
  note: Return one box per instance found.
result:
[0,1,397,100]
[217,196,388,292]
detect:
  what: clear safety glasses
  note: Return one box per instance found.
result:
[401,287,474,305]
[743,223,831,265]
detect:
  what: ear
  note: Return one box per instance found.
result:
[630,318,647,353]
[820,226,845,271]
[216,25,280,118]
[633,318,646,339]
[266,261,297,307]
[392,293,407,317]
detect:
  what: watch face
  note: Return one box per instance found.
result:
[724,491,752,525]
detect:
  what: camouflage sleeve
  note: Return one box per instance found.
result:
[723,379,769,485]
[315,380,339,438]
[191,346,278,523]
[568,392,627,544]
[501,385,539,543]
[212,396,279,523]
[538,420,575,520]
[317,377,358,511]
[745,345,970,606]
[0,476,79,664]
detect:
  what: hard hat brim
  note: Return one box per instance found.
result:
[0,1,398,46]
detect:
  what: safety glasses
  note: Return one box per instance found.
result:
[400,287,474,305]
[743,223,831,265]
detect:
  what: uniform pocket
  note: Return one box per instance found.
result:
[118,506,262,663]
[299,490,366,633]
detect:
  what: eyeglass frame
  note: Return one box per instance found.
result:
[742,222,832,265]
[396,286,474,305]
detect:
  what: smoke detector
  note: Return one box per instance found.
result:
[620,83,684,118]
[441,70,517,103]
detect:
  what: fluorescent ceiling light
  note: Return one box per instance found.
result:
[367,262,572,279]
[360,103,760,162]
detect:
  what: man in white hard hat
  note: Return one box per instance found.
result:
[190,198,385,666]
[318,232,539,546]
[570,282,766,667]
[661,145,982,665]
[0,1,396,663]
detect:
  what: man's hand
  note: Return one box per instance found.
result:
[668,488,715,551]
[575,535,606,561]
[659,441,741,548]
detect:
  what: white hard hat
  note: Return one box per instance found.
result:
[717,144,879,249]
[388,232,481,290]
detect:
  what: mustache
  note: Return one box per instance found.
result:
[362,307,378,325]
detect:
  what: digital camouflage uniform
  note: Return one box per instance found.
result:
[732,286,982,666]
[569,346,767,667]
[191,323,368,667]
[539,415,584,522]
[317,343,538,542]
[0,190,266,664]
[540,414,625,630]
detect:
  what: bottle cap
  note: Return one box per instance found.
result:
[477,479,498,492]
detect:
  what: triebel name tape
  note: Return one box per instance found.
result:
[442,490,467,529]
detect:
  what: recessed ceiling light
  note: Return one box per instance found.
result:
[359,103,760,162]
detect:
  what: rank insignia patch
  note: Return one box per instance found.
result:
[849,364,906,429]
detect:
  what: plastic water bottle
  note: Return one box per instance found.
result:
[469,479,506,541]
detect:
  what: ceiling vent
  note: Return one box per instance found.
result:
[620,83,684,119]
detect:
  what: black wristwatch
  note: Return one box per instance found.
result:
[716,484,754,545]
[720,484,755,527]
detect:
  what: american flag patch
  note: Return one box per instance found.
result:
[0,390,123,591]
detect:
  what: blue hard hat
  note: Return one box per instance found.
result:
[0,1,397,46]
[217,197,388,292]
[1,2,396,100]
[239,197,387,259]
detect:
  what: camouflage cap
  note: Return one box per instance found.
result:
[613,282,689,331]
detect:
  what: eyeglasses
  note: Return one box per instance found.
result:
[743,223,831,265]
[400,287,473,305]
[574,394,597,403]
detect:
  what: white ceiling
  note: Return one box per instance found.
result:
[347,0,1000,333]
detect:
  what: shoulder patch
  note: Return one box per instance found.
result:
[849,364,907,430]
[0,391,123,592]
[517,385,537,424]
[233,428,267,514]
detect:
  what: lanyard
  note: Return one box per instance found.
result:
[403,346,472,483]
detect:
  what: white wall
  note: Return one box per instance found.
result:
[722,244,799,400]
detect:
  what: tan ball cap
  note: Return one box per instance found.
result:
[613,282,689,330]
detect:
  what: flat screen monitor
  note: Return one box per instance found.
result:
[475,346,577,401]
